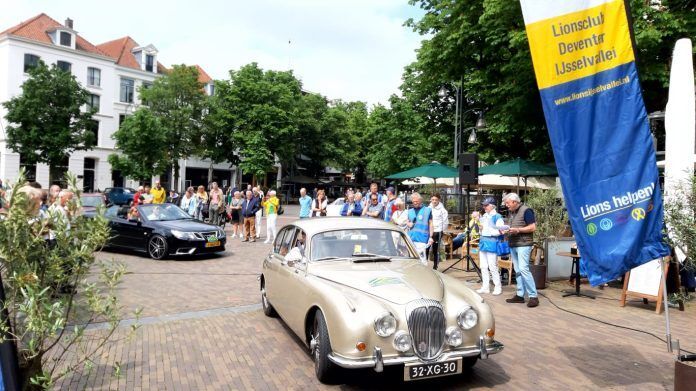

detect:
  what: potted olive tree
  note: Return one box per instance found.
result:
[525,186,568,290]
[663,175,696,389]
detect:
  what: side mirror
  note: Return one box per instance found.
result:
[284,247,303,267]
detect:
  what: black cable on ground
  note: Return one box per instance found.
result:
[538,292,695,355]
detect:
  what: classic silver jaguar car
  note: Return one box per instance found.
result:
[260,217,503,383]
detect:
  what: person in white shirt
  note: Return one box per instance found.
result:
[253,187,264,238]
[429,194,449,270]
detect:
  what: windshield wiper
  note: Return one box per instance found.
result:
[313,256,349,262]
[351,253,392,262]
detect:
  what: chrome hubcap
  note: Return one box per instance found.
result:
[149,237,166,258]
[312,320,320,361]
[261,288,268,307]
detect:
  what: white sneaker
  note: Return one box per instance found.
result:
[492,287,502,296]
[263,240,270,244]
[476,287,489,294]
[238,233,244,239]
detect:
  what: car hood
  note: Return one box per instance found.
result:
[309,260,443,305]
[153,220,220,232]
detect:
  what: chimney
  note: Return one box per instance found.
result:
[65,18,73,29]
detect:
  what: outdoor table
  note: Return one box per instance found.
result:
[556,251,595,299]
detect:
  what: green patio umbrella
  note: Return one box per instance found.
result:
[478,158,557,192]
[386,161,459,189]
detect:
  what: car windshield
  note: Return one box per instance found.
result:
[140,204,191,221]
[81,196,103,207]
[310,229,417,261]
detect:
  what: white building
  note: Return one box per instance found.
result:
[0,13,237,191]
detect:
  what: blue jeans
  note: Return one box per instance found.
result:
[510,246,537,298]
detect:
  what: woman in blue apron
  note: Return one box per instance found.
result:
[478,197,505,295]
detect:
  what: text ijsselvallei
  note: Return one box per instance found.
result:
[552,12,617,76]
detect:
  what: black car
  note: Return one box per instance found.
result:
[104,203,226,259]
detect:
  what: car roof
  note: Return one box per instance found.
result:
[290,217,400,236]
[81,193,103,197]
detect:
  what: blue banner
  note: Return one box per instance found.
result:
[520,0,670,285]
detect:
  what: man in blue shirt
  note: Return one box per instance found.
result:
[298,188,312,219]
[241,190,260,242]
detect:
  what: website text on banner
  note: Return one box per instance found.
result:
[519,0,670,286]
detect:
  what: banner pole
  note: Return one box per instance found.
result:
[660,256,672,352]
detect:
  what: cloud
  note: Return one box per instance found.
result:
[1,0,424,105]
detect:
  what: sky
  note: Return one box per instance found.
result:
[1,0,426,105]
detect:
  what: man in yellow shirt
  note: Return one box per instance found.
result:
[261,190,280,244]
[150,181,166,204]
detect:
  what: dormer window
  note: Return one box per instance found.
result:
[59,31,72,46]
[145,54,154,72]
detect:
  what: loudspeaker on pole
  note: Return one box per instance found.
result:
[459,153,478,185]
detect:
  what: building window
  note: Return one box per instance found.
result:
[120,78,134,103]
[209,83,215,96]
[23,54,40,73]
[87,67,101,87]
[119,114,126,127]
[87,94,100,112]
[60,31,72,46]
[145,54,154,72]
[141,82,152,105]
[87,120,99,147]
[19,154,37,182]
[49,156,70,188]
[57,60,72,73]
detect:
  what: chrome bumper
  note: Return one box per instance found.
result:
[328,337,504,371]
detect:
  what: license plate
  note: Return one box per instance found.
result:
[206,236,218,242]
[404,358,462,381]
[205,241,221,248]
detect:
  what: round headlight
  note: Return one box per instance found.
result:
[374,313,397,337]
[457,307,478,330]
[446,326,463,347]
[392,331,412,352]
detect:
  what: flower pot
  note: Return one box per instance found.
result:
[675,356,696,391]
[530,263,546,290]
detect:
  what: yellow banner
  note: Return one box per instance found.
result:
[525,0,634,89]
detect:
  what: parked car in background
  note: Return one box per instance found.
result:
[326,197,345,217]
[104,203,226,260]
[260,218,503,383]
[104,187,136,205]
[80,193,107,217]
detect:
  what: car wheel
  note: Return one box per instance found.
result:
[261,281,277,317]
[148,235,169,260]
[311,310,338,383]
[462,356,478,370]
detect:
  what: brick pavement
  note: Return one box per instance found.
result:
[54,207,694,390]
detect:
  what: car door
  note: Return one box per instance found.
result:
[264,227,289,304]
[268,227,300,320]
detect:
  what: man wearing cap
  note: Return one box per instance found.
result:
[478,197,505,295]
[503,193,539,308]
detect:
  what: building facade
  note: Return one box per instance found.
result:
[0,13,237,191]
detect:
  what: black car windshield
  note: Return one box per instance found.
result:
[140,204,191,221]
[81,196,103,207]
[310,229,418,261]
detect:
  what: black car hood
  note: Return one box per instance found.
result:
[151,219,220,232]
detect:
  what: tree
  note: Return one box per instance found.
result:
[217,63,303,180]
[365,97,431,178]
[139,65,207,190]
[0,173,136,389]
[108,109,169,181]
[2,62,96,168]
[404,0,696,163]
[199,80,241,178]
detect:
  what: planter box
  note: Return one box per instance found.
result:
[675,356,696,391]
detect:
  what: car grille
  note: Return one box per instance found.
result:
[406,299,446,361]
[194,231,219,241]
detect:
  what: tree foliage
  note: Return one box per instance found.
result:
[2,62,96,167]
[108,109,169,181]
[139,65,207,189]
[404,0,696,164]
